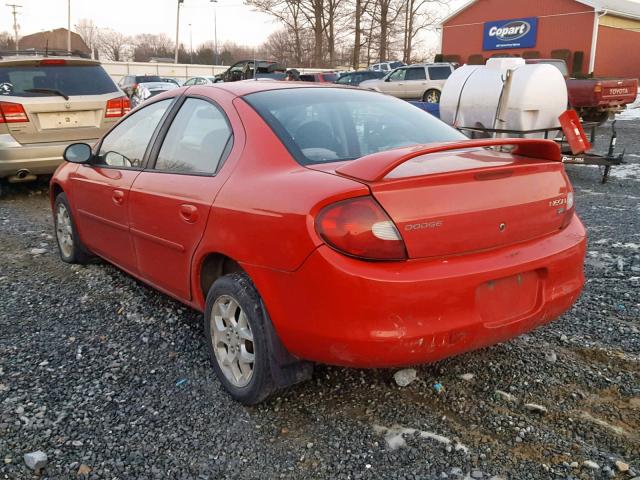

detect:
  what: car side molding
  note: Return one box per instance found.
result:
[335,138,562,182]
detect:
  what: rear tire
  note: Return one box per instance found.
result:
[53,192,93,264]
[204,273,277,405]
[423,89,441,104]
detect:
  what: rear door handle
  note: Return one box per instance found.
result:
[112,189,125,205]
[179,204,199,223]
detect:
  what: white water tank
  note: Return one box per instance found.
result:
[440,58,568,137]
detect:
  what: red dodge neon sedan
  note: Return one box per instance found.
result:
[51,82,586,404]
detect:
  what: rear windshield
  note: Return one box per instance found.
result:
[244,87,465,165]
[135,75,161,83]
[0,64,118,97]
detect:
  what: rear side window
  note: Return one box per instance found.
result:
[321,74,338,82]
[428,66,453,80]
[98,99,171,168]
[0,64,118,97]
[244,88,465,165]
[405,68,426,80]
[154,98,232,174]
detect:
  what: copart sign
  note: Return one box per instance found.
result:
[483,17,538,50]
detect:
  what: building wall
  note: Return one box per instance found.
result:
[442,0,596,74]
[594,23,640,79]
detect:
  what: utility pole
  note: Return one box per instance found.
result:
[210,0,218,66]
[188,23,193,64]
[6,3,22,50]
[174,0,183,64]
[67,0,71,51]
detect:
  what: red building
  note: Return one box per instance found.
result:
[440,0,640,79]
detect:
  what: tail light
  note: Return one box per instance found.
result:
[316,196,407,261]
[0,102,29,123]
[105,97,130,118]
[560,191,575,229]
[594,83,602,93]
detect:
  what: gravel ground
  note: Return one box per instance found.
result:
[1,120,638,480]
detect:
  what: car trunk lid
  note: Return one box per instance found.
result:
[309,139,572,259]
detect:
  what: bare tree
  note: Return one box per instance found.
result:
[245,0,307,65]
[401,0,443,63]
[0,31,16,50]
[75,19,99,58]
[132,33,174,62]
[98,29,131,62]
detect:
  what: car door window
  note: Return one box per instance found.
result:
[154,98,232,174]
[405,67,426,81]
[97,99,171,168]
[388,69,406,81]
[196,78,208,85]
[183,78,196,86]
[428,66,453,80]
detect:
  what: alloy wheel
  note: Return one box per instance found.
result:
[55,203,74,258]
[210,295,255,388]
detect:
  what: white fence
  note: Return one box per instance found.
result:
[101,60,333,83]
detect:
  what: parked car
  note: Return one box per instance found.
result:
[130,81,179,108]
[0,51,129,188]
[525,58,638,124]
[118,74,162,98]
[359,63,455,102]
[51,83,586,404]
[369,60,404,72]
[299,72,339,83]
[335,70,386,86]
[215,60,285,82]
[160,77,182,86]
[183,76,217,86]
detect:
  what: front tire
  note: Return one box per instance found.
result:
[53,192,93,264]
[204,273,276,404]
[423,89,441,103]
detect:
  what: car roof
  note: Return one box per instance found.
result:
[202,80,352,97]
[0,56,100,66]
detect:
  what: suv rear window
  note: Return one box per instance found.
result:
[244,87,465,165]
[0,64,118,97]
[135,75,161,83]
[428,66,452,80]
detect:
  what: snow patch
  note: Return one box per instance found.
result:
[608,163,640,180]
[373,424,469,453]
[616,94,640,121]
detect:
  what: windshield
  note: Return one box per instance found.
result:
[135,75,161,83]
[244,87,466,165]
[0,64,118,97]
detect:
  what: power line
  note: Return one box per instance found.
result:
[6,3,22,50]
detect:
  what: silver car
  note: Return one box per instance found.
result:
[359,63,454,103]
[130,82,179,108]
[0,52,127,187]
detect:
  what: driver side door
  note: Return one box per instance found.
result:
[69,99,173,274]
[383,68,407,97]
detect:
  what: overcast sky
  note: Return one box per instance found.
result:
[1,0,464,52]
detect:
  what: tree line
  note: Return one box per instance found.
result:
[1,1,450,69]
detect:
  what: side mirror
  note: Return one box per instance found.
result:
[63,143,92,164]
[384,77,391,82]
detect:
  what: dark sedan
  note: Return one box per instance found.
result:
[335,70,386,86]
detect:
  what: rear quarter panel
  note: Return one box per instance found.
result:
[191,94,369,305]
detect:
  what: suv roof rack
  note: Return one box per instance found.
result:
[0,49,91,60]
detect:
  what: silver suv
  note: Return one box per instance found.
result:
[0,51,128,186]
[359,63,454,103]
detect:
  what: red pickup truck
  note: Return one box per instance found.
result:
[527,59,638,124]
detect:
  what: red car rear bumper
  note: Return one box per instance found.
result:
[247,215,586,368]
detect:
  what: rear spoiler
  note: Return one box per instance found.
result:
[335,138,561,182]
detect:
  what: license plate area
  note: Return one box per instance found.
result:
[38,111,98,129]
[476,270,543,326]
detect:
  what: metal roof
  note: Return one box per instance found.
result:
[442,0,640,24]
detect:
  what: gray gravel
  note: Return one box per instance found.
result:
[1,120,638,479]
